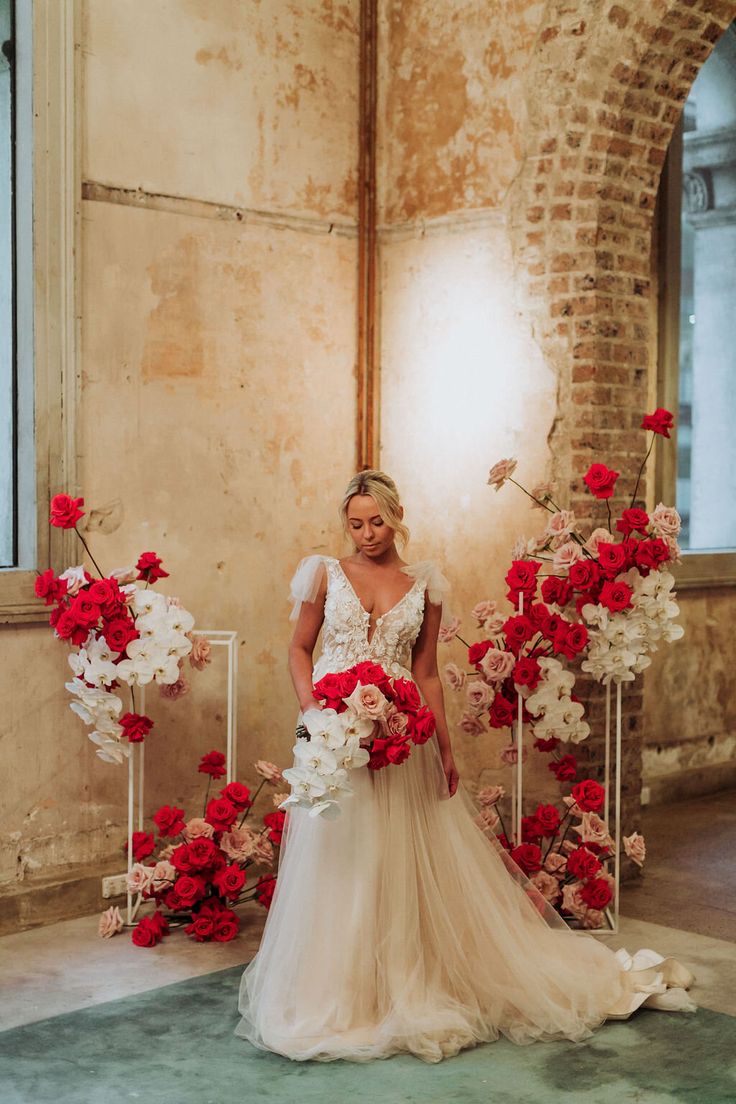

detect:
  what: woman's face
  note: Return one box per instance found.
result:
[346,494,397,558]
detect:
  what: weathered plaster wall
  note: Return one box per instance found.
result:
[1,0,360,920]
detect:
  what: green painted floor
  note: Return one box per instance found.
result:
[2,965,735,1104]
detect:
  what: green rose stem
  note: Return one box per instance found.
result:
[543,807,574,863]
[455,633,473,649]
[605,498,613,532]
[493,802,511,847]
[238,778,267,827]
[72,524,105,579]
[202,776,212,817]
[629,433,655,509]
[507,478,556,513]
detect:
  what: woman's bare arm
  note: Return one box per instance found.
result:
[287,565,327,713]
[411,595,459,794]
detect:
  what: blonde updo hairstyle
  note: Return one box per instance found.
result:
[339,469,410,549]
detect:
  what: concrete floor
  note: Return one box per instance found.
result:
[1,789,734,1032]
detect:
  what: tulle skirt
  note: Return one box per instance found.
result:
[233,730,655,1064]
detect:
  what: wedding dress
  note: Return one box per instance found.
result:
[234,555,696,1064]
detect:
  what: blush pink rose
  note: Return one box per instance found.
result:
[386,710,409,737]
[159,673,190,700]
[623,831,646,867]
[344,683,391,720]
[220,826,257,861]
[188,635,212,670]
[544,851,567,875]
[583,528,614,556]
[650,503,681,538]
[443,663,466,691]
[531,870,561,903]
[552,541,584,571]
[487,458,518,491]
[126,863,154,895]
[98,905,124,938]
[460,712,486,737]
[474,808,500,832]
[466,680,494,711]
[477,784,505,806]
[500,743,528,765]
[183,818,215,842]
[255,760,284,785]
[479,648,515,683]
[438,617,462,644]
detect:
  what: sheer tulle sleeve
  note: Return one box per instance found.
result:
[288,555,328,621]
[401,560,451,607]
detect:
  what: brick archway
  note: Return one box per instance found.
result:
[508,0,736,823]
[512,0,736,513]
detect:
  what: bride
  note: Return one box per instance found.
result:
[234,469,696,1064]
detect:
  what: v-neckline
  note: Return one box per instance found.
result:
[335,560,420,642]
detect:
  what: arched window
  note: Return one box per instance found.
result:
[657,22,736,586]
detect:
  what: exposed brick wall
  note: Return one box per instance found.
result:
[508,0,736,835]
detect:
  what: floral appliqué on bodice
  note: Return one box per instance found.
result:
[288,555,450,683]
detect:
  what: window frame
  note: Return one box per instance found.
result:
[0,0,81,623]
[656,113,736,589]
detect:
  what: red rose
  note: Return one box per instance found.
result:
[351,661,392,696]
[49,493,85,528]
[568,560,601,592]
[580,876,613,910]
[527,602,552,635]
[135,551,169,582]
[641,407,674,438]
[571,779,605,813]
[598,579,633,612]
[534,736,561,752]
[213,908,240,942]
[173,874,207,907]
[534,803,561,837]
[502,615,535,654]
[53,609,84,643]
[468,640,493,666]
[185,900,225,942]
[583,463,619,500]
[549,754,577,781]
[213,864,247,900]
[409,705,435,745]
[205,797,238,833]
[35,568,68,607]
[541,577,573,608]
[553,621,589,658]
[391,677,422,713]
[367,738,390,770]
[488,694,515,729]
[595,541,627,578]
[510,843,542,875]
[69,593,102,627]
[635,538,670,570]
[386,742,412,765]
[313,672,347,710]
[86,579,116,605]
[164,888,184,910]
[336,669,359,697]
[131,915,165,947]
[512,657,542,690]
[521,816,542,842]
[120,712,154,744]
[615,508,650,536]
[255,874,276,910]
[123,831,155,862]
[153,804,186,837]
[102,617,139,653]
[567,847,602,880]
[263,810,286,844]
[220,782,251,810]
[198,750,227,779]
[173,837,220,872]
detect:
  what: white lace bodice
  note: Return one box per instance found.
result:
[288,555,450,682]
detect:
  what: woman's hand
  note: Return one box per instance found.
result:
[442,752,459,797]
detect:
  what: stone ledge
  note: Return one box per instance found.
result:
[0,859,125,938]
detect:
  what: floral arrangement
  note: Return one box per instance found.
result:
[442,407,682,927]
[280,661,436,819]
[98,751,287,945]
[36,493,211,763]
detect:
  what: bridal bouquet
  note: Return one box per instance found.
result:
[36,493,210,764]
[98,752,287,946]
[280,661,436,819]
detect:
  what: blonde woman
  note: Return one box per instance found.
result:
[235,470,695,1064]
